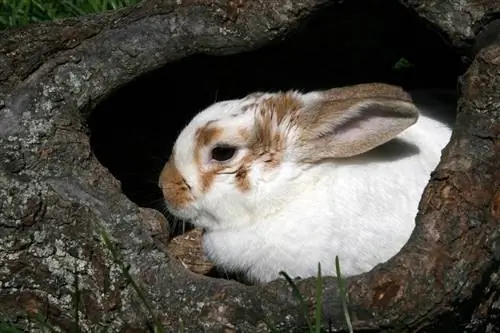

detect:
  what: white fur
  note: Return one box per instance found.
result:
[167,89,454,283]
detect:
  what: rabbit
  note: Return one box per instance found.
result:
[158,83,454,284]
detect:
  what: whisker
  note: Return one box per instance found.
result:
[121,181,162,188]
[115,171,159,177]
[146,155,170,164]
[214,88,219,103]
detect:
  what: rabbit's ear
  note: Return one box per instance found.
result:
[295,84,419,162]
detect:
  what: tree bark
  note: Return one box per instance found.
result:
[400,0,500,52]
[0,0,499,332]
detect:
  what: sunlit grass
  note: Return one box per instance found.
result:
[0,0,140,30]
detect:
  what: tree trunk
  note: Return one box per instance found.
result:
[0,0,499,332]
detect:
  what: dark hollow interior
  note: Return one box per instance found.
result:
[88,0,465,239]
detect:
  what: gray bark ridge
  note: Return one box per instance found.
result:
[1,0,499,332]
[400,0,500,52]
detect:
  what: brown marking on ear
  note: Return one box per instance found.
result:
[249,92,304,168]
[295,83,419,161]
[298,83,415,141]
[159,157,192,209]
[322,83,413,103]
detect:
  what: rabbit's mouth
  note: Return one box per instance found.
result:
[164,200,200,221]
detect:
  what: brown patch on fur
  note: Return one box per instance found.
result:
[261,92,304,124]
[262,152,283,169]
[200,164,225,193]
[298,84,416,137]
[295,83,419,161]
[297,83,413,131]
[231,151,254,192]
[159,157,192,209]
[322,83,413,103]
[198,124,254,193]
[194,124,225,193]
[201,172,215,193]
[238,128,250,141]
[235,166,251,191]
[196,124,222,151]
[249,92,304,168]
[294,83,416,141]
[194,93,305,194]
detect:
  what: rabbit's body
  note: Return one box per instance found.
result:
[203,112,451,282]
[159,83,454,283]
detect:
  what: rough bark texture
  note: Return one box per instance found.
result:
[0,0,499,332]
[401,0,500,51]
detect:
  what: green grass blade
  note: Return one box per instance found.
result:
[261,317,280,333]
[71,262,81,333]
[314,262,322,333]
[100,228,165,333]
[392,57,414,70]
[30,0,55,21]
[0,321,24,333]
[97,323,111,333]
[0,0,140,30]
[60,0,89,17]
[30,313,59,333]
[90,0,104,12]
[279,271,313,332]
[335,256,353,333]
[177,318,185,333]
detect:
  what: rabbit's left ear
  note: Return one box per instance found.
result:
[294,83,419,162]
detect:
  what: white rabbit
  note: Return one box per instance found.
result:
[158,83,454,284]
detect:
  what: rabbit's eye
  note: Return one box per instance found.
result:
[211,145,237,162]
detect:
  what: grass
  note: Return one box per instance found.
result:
[0,0,140,30]
[272,259,353,333]
[100,230,166,333]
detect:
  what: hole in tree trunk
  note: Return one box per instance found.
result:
[88,0,465,282]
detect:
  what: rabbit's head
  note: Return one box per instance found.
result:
[159,83,419,231]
